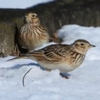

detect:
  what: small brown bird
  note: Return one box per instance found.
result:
[8,39,95,86]
[8,39,95,73]
[18,12,49,50]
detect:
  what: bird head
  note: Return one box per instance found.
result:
[72,39,95,54]
[25,13,40,25]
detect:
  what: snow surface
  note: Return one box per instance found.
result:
[0,24,100,100]
[0,0,54,9]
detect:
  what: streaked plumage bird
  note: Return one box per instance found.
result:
[8,39,95,73]
[18,13,49,50]
[8,39,95,86]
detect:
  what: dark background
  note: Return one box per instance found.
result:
[0,0,100,56]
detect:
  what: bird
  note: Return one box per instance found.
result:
[7,39,95,86]
[8,39,95,76]
[17,12,49,51]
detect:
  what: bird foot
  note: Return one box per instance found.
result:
[11,44,21,56]
[60,73,69,79]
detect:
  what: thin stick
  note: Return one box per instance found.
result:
[22,68,33,87]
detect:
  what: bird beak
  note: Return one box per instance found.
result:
[90,44,96,47]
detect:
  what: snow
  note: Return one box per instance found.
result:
[0,0,54,9]
[0,24,100,100]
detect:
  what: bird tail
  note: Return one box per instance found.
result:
[7,56,28,61]
[26,51,42,57]
[7,51,42,62]
[21,51,44,61]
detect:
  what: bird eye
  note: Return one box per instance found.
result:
[81,43,84,46]
[32,15,35,17]
[32,14,38,17]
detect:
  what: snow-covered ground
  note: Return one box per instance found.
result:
[0,24,100,100]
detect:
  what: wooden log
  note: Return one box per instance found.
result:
[0,22,15,57]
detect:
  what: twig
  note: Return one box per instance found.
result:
[22,68,33,87]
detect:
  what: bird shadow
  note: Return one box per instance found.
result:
[11,63,40,69]
[1,62,71,78]
[1,62,44,70]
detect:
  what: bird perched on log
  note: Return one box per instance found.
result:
[17,12,49,51]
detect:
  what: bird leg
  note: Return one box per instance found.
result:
[11,44,29,56]
[45,68,69,79]
[11,43,21,56]
[60,73,69,79]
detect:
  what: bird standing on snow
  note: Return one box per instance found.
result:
[8,39,95,78]
[18,13,49,50]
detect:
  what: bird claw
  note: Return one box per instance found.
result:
[60,73,69,79]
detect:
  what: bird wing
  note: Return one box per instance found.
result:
[7,44,70,63]
[25,44,70,63]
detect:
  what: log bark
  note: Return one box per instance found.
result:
[0,22,15,57]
